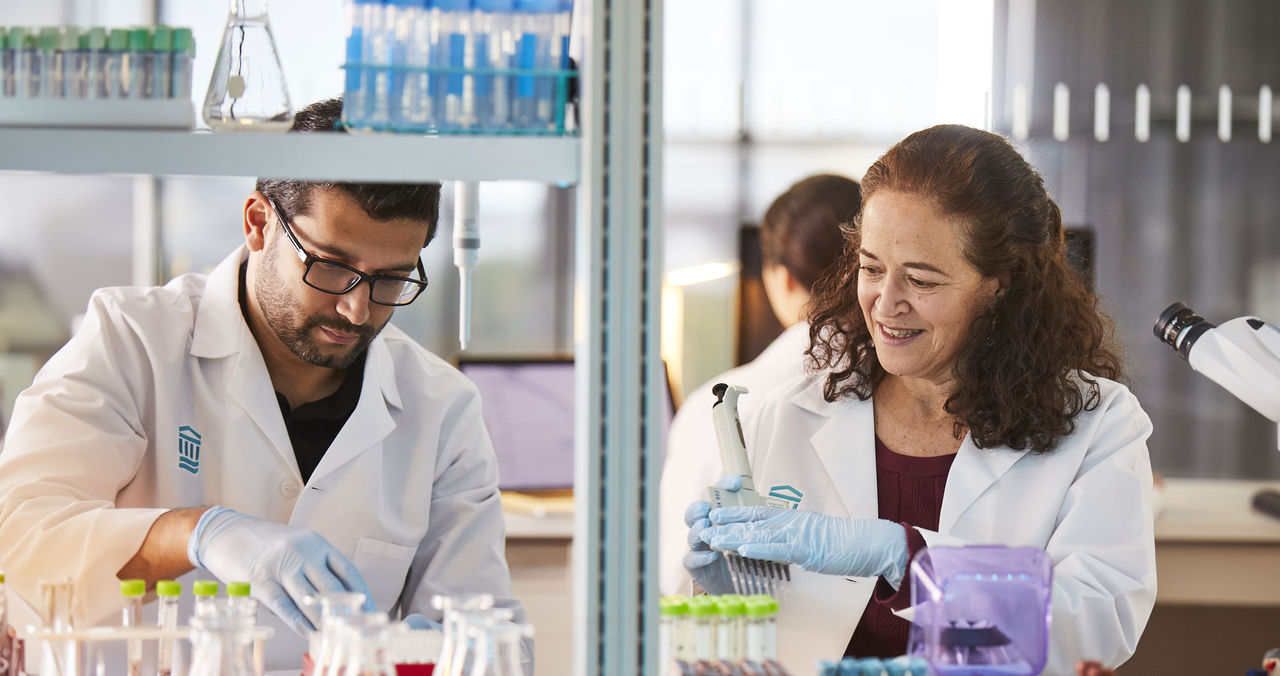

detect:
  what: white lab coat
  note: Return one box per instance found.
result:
[0,247,524,671]
[742,372,1156,674]
[659,323,811,595]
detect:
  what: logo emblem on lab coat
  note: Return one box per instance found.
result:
[178,426,202,474]
[766,485,802,509]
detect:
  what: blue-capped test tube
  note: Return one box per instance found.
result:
[431,0,474,131]
[171,28,194,100]
[511,0,562,131]
[473,0,514,131]
[385,0,420,130]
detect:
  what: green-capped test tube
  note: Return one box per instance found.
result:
[149,26,173,98]
[193,579,220,618]
[156,581,181,676]
[121,579,145,676]
[83,28,107,98]
[715,594,746,661]
[124,27,149,98]
[37,27,59,98]
[744,595,779,662]
[171,28,194,99]
[659,596,690,672]
[687,595,718,663]
[105,28,127,97]
[8,28,34,98]
[58,26,79,97]
[0,28,9,97]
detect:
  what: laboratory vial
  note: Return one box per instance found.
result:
[105,28,128,98]
[37,579,77,676]
[58,27,80,98]
[121,579,145,676]
[356,0,392,129]
[472,0,515,131]
[342,0,381,130]
[659,596,689,674]
[744,595,778,662]
[124,28,150,99]
[204,0,293,131]
[149,26,173,98]
[385,0,421,131]
[10,28,37,99]
[715,594,746,662]
[83,27,107,99]
[193,579,221,618]
[172,28,195,101]
[686,595,719,663]
[37,28,60,98]
[431,0,476,131]
[156,580,182,676]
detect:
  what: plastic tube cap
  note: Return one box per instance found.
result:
[172,28,194,55]
[226,581,251,597]
[659,595,689,616]
[0,573,6,584]
[38,27,60,51]
[60,26,80,51]
[686,596,718,617]
[152,26,174,51]
[86,28,107,51]
[128,28,150,51]
[5,27,24,50]
[716,594,746,617]
[193,580,219,597]
[156,581,182,597]
[108,28,128,51]
[121,579,146,597]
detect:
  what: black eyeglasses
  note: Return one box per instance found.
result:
[267,197,428,307]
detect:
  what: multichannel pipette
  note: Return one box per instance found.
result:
[706,383,791,596]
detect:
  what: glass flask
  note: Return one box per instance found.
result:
[335,613,398,676]
[445,607,515,676]
[203,0,292,130]
[466,622,531,676]
[188,614,254,676]
[304,591,368,676]
[36,579,77,676]
[432,593,495,676]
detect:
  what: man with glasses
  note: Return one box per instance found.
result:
[0,98,527,668]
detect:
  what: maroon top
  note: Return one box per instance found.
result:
[845,436,957,658]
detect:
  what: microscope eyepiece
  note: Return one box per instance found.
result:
[1154,302,1216,361]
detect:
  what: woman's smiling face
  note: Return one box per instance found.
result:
[856,191,1001,387]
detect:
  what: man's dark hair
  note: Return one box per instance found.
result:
[255,97,442,246]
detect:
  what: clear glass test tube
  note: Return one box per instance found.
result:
[120,579,144,676]
[38,27,61,98]
[150,26,173,98]
[171,28,194,99]
[84,27,107,98]
[105,28,128,97]
[124,27,150,98]
[156,581,181,676]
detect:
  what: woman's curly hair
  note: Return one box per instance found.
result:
[806,124,1122,453]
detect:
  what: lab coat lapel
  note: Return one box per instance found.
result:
[193,247,301,478]
[938,436,1028,533]
[806,394,878,519]
[307,335,400,483]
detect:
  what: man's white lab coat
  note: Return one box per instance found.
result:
[0,247,523,669]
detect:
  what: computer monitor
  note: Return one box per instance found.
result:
[456,357,676,491]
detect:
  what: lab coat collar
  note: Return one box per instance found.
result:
[794,377,1030,528]
[190,247,250,360]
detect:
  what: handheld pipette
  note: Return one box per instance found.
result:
[453,180,480,349]
[706,383,791,596]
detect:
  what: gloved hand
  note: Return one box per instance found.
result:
[188,506,376,635]
[401,613,443,631]
[681,475,743,595]
[701,505,910,587]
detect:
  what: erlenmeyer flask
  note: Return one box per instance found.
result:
[433,593,495,676]
[446,608,515,676]
[203,0,292,130]
[467,623,532,676]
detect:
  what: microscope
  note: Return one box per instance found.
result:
[1155,302,1280,519]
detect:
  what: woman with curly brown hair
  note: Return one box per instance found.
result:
[683,125,1156,672]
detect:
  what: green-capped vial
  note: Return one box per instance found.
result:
[7,27,27,50]
[659,595,689,616]
[226,581,251,597]
[151,26,173,51]
[121,579,146,597]
[87,27,107,50]
[127,28,149,51]
[193,580,219,597]
[107,28,128,51]
[37,27,59,52]
[156,580,181,597]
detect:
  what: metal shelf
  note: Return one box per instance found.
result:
[0,128,580,183]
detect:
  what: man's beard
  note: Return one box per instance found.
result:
[256,245,386,369]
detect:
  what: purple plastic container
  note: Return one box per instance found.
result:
[907,545,1053,676]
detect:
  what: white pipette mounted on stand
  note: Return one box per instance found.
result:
[706,383,791,595]
[453,180,480,350]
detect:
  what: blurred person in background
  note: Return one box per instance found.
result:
[659,173,861,595]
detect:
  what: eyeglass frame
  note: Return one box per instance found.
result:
[265,196,429,307]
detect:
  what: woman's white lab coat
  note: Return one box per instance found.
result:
[0,247,522,669]
[743,372,1156,674]
[659,323,810,595]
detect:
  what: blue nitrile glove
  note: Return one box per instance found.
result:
[681,475,743,594]
[401,613,443,631]
[188,506,376,635]
[701,505,910,587]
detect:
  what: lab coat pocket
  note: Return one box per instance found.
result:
[353,537,417,613]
